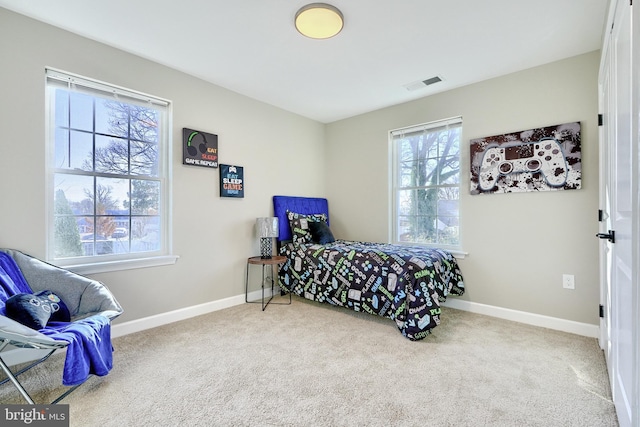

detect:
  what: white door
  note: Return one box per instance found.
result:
[599,1,637,426]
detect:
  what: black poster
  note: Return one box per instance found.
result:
[182,128,218,168]
[219,164,244,198]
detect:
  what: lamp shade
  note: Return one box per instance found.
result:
[256,217,279,238]
[295,3,344,39]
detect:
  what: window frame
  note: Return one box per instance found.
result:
[389,116,463,253]
[45,68,177,274]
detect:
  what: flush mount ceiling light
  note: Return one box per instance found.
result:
[295,3,344,39]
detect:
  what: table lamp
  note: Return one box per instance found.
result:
[256,217,278,259]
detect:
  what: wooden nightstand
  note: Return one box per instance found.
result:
[245,256,291,310]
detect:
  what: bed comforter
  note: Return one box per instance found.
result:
[278,239,464,340]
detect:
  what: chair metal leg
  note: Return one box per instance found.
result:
[0,341,84,404]
[51,383,82,404]
[0,355,35,404]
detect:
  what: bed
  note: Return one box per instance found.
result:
[273,195,464,341]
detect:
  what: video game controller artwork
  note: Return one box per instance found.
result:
[470,122,581,194]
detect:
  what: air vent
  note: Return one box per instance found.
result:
[423,76,442,86]
[403,76,443,91]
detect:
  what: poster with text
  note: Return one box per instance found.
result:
[219,164,244,198]
[182,128,218,168]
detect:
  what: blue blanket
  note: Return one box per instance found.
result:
[0,252,32,314]
[41,317,113,386]
[0,252,114,385]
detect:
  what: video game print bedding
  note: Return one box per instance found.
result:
[273,195,465,341]
[278,240,464,340]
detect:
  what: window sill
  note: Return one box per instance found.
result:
[448,250,468,260]
[392,241,467,260]
[62,255,179,275]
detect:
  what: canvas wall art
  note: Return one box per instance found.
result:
[219,164,244,198]
[182,128,218,168]
[470,122,581,195]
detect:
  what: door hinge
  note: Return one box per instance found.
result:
[598,209,603,222]
[598,114,603,126]
[599,304,604,318]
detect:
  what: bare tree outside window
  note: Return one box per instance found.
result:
[393,119,461,247]
[82,184,118,247]
[51,89,162,259]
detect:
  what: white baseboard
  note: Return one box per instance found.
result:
[112,292,599,340]
[111,294,244,338]
[111,288,275,338]
[442,298,600,338]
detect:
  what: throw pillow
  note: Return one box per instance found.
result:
[286,211,327,244]
[308,220,336,244]
[5,290,71,330]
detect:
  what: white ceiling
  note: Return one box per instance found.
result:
[0,0,608,123]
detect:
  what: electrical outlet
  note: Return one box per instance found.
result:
[562,274,575,290]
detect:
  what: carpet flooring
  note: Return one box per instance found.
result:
[0,296,618,426]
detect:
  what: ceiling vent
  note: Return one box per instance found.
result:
[404,76,443,91]
[422,76,443,86]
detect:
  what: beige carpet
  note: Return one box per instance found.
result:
[0,296,618,426]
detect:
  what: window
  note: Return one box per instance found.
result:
[390,117,462,249]
[45,68,175,273]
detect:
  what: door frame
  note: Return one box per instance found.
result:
[598,1,639,426]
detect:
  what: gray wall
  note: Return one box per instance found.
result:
[325,51,600,325]
[0,9,325,323]
[0,7,601,327]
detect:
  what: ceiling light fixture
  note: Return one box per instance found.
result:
[295,3,344,39]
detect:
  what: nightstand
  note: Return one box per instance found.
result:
[245,256,291,310]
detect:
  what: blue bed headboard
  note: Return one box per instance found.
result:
[273,195,329,242]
